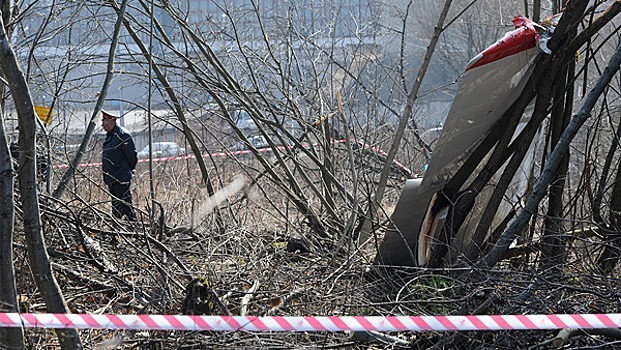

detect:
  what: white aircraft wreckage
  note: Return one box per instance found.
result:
[376,16,555,267]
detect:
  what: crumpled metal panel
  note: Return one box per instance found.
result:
[376,16,548,267]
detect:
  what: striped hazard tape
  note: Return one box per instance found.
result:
[51,140,416,178]
[1,313,620,332]
[51,149,266,170]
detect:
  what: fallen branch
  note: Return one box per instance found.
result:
[552,328,621,348]
[352,330,411,348]
[240,280,260,316]
[51,262,114,291]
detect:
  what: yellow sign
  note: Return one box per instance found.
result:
[35,105,53,125]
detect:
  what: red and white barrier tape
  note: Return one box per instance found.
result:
[51,140,415,178]
[1,313,620,332]
[51,149,263,170]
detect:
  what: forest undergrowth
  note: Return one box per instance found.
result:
[11,159,621,349]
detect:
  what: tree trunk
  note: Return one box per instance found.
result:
[0,109,23,350]
[596,157,621,273]
[0,5,21,349]
[0,10,83,350]
[533,0,541,22]
[539,58,574,274]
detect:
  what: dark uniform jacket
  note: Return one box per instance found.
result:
[102,125,137,184]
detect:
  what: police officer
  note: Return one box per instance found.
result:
[101,110,138,221]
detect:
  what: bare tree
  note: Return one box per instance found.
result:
[0,90,22,350]
[0,1,23,347]
[0,4,82,349]
[52,0,129,202]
